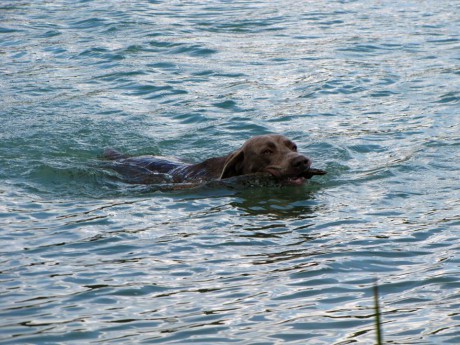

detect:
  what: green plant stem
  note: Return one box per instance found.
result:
[373,281,383,345]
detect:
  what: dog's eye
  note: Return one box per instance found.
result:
[262,149,273,155]
[292,145,297,152]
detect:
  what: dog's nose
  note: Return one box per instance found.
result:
[291,155,311,170]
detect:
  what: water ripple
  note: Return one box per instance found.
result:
[1,0,459,344]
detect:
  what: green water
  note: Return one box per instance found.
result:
[1,1,459,344]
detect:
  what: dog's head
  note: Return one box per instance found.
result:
[220,134,324,184]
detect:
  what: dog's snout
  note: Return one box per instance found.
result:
[291,155,311,170]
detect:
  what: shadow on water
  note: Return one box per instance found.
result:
[229,183,325,219]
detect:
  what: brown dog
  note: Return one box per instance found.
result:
[104,134,326,185]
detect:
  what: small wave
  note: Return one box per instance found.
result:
[436,92,459,104]
[27,162,120,198]
[167,43,218,57]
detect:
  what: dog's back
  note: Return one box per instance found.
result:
[103,149,202,183]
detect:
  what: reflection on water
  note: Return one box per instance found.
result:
[232,186,322,219]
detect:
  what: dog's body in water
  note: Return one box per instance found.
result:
[104,134,326,185]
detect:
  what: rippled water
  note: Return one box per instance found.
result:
[1,1,459,344]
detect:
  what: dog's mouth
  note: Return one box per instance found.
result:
[265,167,327,185]
[285,176,307,185]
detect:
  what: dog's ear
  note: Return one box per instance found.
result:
[219,149,245,179]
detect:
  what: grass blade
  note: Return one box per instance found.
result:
[373,280,384,345]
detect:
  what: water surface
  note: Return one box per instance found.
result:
[1,0,459,344]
